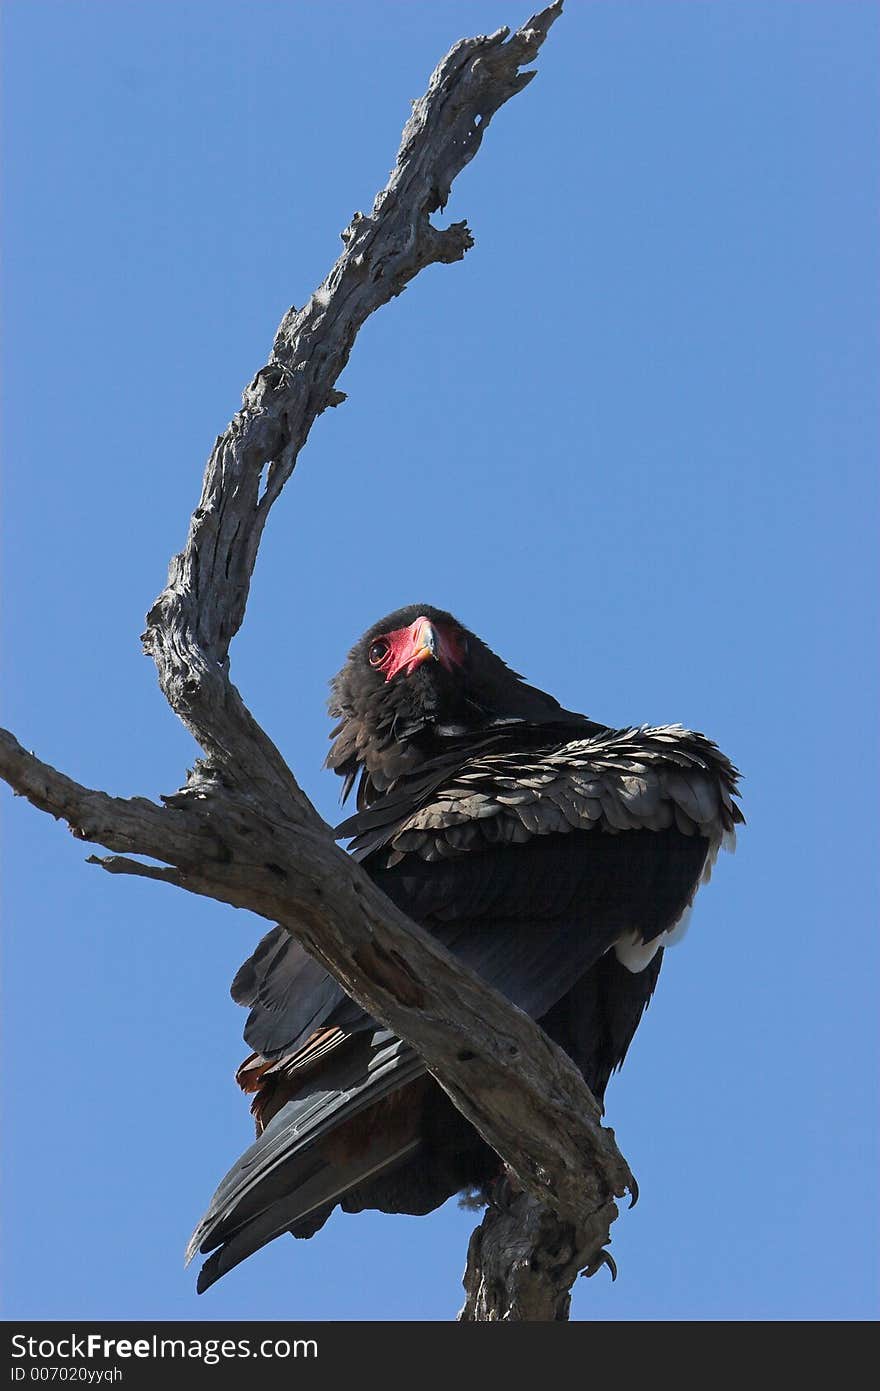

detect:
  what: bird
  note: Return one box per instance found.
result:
[188,603,743,1292]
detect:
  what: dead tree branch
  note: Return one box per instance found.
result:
[460,1187,620,1321]
[1,2,636,1318]
[0,724,633,1238]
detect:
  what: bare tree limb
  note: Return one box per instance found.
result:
[0,725,634,1237]
[141,1,566,792]
[1,2,636,1317]
[460,1187,620,1321]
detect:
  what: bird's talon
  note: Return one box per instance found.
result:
[582,1248,617,1281]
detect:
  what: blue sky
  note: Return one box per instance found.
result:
[2,1,877,1321]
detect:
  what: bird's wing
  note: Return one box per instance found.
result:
[190,725,741,1289]
[341,723,742,866]
[187,1027,427,1290]
[227,723,742,1083]
[230,925,366,1061]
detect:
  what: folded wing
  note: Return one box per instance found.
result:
[190,724,742,1290]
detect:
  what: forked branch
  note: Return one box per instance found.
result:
[1,3,635,1318]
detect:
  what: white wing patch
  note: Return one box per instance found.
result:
[613,829,737,974]
[613,930,667,973]
[664,901,694,947]
[613,908,693,973]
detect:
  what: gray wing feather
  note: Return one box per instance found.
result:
[354,725,743,864]
[187,1031,424,1265]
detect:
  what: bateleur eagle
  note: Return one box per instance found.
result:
[189,604,742,1291]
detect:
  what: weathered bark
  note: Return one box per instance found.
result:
[460,1185,619,1321]
[0,2,633,1318]
[0,725,633,1238]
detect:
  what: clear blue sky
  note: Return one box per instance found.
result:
[2,1,877,1322]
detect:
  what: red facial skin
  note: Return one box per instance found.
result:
[369,616,466,683]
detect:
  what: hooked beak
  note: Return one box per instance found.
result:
[379,614,465,682]
[405,617,440,673]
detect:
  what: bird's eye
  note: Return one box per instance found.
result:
[369,640,389,666]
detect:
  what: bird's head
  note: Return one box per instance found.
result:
[326,603,585,803]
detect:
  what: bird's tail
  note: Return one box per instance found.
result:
[194,1129,422,1293]
[187,1030,426,1292]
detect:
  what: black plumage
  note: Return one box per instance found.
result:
[189,605,743,1291]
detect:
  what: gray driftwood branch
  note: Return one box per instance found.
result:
[1,2,635,1319]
